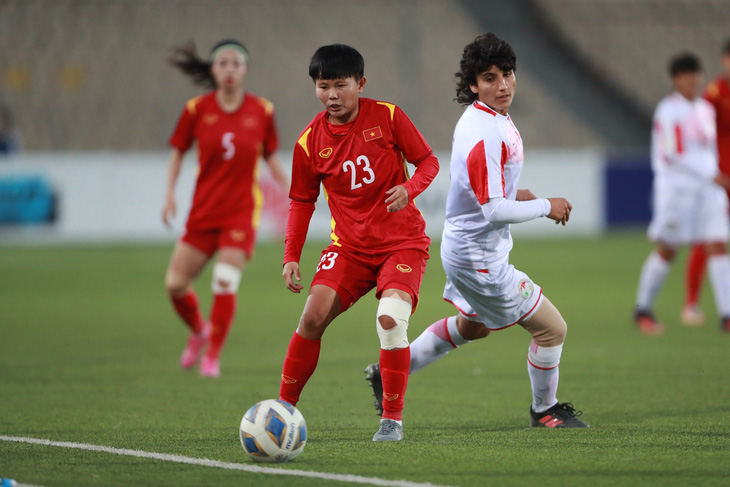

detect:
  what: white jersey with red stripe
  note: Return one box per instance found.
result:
[441,100,524,269]
[648,92,728,245]
[652,92,718,192]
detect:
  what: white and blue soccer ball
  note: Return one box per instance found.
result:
[239,399,307,463]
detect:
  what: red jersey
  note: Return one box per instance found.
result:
[285,98,438,263]
[169,91,279,230]
[704,76,730,174]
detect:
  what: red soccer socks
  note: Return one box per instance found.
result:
[685,244,707,309]
[379,346,410,421]
[279,331,321,406]
[206,293,237,360]
[171,289,205,334]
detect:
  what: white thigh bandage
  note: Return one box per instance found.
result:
[376,297,412,350]
[212,262,242,294]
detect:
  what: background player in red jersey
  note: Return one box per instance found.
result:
[683,39,730,330]
[278,44,439,441]
[164,39,288,377]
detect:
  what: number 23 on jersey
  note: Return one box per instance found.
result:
[342,155,375,190]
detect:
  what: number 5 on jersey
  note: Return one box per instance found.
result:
[317,252,338,272]
[222,132,235,160]
[342,155,375,190]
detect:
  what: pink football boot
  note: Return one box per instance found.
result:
[180,323,210,369]
[199,356,220,378]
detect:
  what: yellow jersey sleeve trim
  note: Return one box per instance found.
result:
[377,101,396,120]
[298,128,312,157]
[259,97,275,116]
[706,82,720,100]
[185,95,204,116]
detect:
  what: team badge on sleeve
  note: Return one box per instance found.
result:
[518,278,534,299]
[396,264,412,273]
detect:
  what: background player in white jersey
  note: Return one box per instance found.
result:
[634,53,730,334]
[365,33,589,428]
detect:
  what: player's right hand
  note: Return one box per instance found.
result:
[162,195,176,228]
[283,261,304,293]
[546,198,572,226]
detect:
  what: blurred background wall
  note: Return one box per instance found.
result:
[1,0,729,242]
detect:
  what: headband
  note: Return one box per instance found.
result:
[210,44,249,63]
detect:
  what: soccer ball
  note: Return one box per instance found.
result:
[239,399,307,463]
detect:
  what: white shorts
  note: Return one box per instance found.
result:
[648,183,729,245]
[442,260,544,330]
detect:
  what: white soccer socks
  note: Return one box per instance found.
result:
[527,339,562,413]
[635,251,671,311]
[410,316,468,374]
[707,254,730,317]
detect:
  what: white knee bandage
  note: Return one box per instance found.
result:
[212,262,242,294]
[376,297,412,350]
[527,339,562,370]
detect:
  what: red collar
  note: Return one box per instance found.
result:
[473,101,497,116]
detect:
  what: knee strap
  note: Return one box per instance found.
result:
[212,262,242,294]
[376,297,411,350]
[527,339,562,370]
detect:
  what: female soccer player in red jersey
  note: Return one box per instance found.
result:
[684,39,730,331]
[164,39,288,377]
[278,44,439,441]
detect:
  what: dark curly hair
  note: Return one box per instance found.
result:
[170,39,249,89]
[455,33,516,106]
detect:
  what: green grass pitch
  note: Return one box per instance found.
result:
[1,233,729,486]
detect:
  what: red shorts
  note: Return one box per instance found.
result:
[181,225,256,258]
[310,244,429,311]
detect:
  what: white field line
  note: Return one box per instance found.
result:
[0,436,453,487]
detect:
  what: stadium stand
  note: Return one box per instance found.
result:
[0,0,606,151]
[2,0,726,151]
[534,0,730,114]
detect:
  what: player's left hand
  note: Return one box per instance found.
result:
[385,185,409,212]
[282,261,304,293]
[516,189,537,201]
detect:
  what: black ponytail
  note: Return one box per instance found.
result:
[170,39,249,89]
[170,41,215,88]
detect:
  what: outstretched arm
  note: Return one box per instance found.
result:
[484,196,572,226]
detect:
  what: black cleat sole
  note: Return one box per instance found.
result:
[364,363,384,417]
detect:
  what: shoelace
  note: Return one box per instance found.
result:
[558,402,583,417]
[380,421,399,433]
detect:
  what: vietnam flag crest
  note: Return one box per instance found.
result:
[363,126,383,142]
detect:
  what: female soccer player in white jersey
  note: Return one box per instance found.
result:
[366,33,589,428]
[634,53,730,334]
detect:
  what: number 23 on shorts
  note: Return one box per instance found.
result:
[316,252,338,272]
